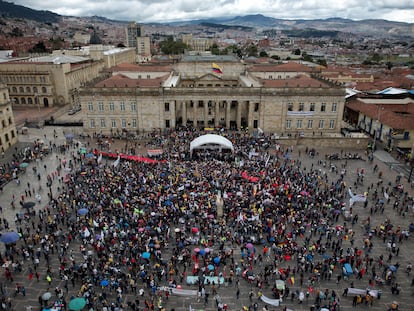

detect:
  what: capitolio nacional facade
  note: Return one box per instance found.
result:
[79,54,345,135]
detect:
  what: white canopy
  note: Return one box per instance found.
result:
[190,134,234,155]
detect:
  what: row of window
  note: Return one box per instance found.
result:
[89,119,138,128]
[10,86,47,94]
[286,119,335,129]
[0,129,15,145]
[288,102,337,112]
[0,75,47,84]
[87,102,137,112]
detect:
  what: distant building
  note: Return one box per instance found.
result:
[0,84,18,151]
[345,92,414,153]
[181,34,213,52]
[125,22,143,48]
[79,56,345,136]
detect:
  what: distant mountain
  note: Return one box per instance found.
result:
[0,0,60,23]
[167,14,414,38]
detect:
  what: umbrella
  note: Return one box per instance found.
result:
[114,198,121,205]
[65,133,75,140]
[208,264,214,271]
[194,248,200,253]
[85,153,94,159]
[142,252,151,259]
[213,257,220,264]
[246,243,253,249]
[69,297,87,311]
[191,227,199,233]
[204,248,210,253]
[22,201,36,209]
[389,265,397,272]
[199,249,205,256]
[0,231,20,244]
[100,279,109,287]
[42,292,52,301]
[19,162,29,168]
[77,208,88,216]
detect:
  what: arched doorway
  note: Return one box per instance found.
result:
[43,98,49,107]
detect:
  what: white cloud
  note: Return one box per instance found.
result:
[12,0,414,23]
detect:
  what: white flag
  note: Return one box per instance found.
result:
[113,155,120,167]
[97,153,103,164]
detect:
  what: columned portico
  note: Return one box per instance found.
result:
[214,101,220,127]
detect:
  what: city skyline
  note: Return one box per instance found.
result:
[11,0,414,24]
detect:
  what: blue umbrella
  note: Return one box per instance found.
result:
[100,279,109,287]
[199,249,205,256]
[65,133,75,140]
[213,257,220,264]
[389,265,397,272]
[0,231,20,244]
[77,208,89,216]
[19,162,29,168]
[208,264,214,271]
[85,153,95,159]
[142,252,151,259]
[322,254,331,260]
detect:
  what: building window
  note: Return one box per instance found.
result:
[89,119,95,128]
[4,133,9,142]
[111,119,116,128]
[109,102,115,111]
[321,103,326,112]
[198,101,204,108]
[165,102,170,112]
[307,119,313,129]
[287,103,293,111]
[165,119,170,128]
[254,103,259,112]
[11,130,15,138]
[253,120,258,128]
[286,119,291,129]
[310,103,315,111]
[297,119,302,129]
[331,103,337,112]
[120,102,125,111]
[42,87,47,93]
[87,102,93,111]
[121,119,127,128]
[318,120,324,129]
[98,102,104,111]
[299,103,304,111]
[100,119,106,128]
[132,119,137,128]
[131,102,136,112]
[329,120,335,129]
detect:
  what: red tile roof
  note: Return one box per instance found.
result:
[94,74,168,88]
[249,62,316,72]
[261,75,330,88]
[110,62,172,72]
[346,98,414,130]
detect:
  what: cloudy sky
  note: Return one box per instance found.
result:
[13,0,414,23]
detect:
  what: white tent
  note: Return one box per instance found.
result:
[190,134,234,156]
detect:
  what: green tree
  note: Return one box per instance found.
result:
[159,37,188,55]
[210,43,220,55]
[259,50,269,57]
[301,51,313,62]
[29,41,47,53]
[293,48,301,55]
[317,59,327,67]
[271,55,280,60]
[246,44,258,57]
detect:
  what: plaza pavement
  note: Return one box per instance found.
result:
[0,108,413,311]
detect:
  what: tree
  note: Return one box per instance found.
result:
[210,43,220,55]
[293,48,301,55]
[29,41,47,53]
[10,27,23,37]
[317,59,327,67]
[245,44,258,57]
[259,50,269,57]
[159,37,188,55]
[271,55,280,60]
[301,51,313,62]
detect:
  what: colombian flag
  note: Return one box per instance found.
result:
[212,63,223,74]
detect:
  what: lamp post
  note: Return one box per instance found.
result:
[372,105,383,151]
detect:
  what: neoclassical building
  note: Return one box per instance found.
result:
[0,84,18,152]
[79,54,345,135]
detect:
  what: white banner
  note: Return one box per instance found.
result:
[260,294,281,307]
[171,288,198,297]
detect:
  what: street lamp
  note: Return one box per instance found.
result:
[372,105,383,151]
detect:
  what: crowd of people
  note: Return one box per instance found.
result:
[0,128,413,311]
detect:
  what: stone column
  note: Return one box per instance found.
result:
[182,101,187,125]
[247,101,253,129]
[214,101,220,127]
[236,101,242,130]
[225,101,231,129]
[171,101,176,128]
[204,101,208,128]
